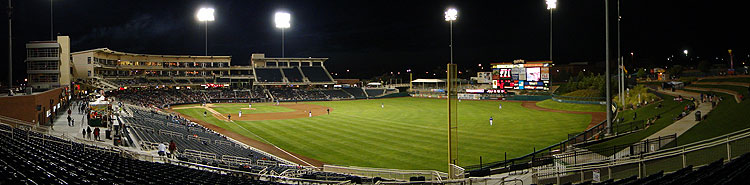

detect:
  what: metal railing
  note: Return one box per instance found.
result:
[323,164,448,182]
[533,127,750,184]
[464,111,618,175]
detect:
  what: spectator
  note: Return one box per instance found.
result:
[93,127,100,141]
[158,143,166,156]
[86,126,92,139]
[168,140,177,157]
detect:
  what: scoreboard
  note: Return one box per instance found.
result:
[491,62,550,91]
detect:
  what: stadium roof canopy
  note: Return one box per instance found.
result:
[411,79,446,83]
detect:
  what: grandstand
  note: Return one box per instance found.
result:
[251,54,336,86]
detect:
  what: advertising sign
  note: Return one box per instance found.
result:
[541,67,550,81]
[518,67,527,81]
[492,80,498,89]
[511,67,520,80]
[478,72,493,83]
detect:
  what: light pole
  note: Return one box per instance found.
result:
[445,8,457,64]
[275,12,291,58]
[546,0,556,61]
[50,0,53,40]
[196,7,215,56]
[7,0,12,92]
[605,0,612,135]
[617,0,623,111]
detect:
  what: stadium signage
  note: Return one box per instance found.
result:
[486,89,505,94]
[202,83,226,87]
[465,89,485,93]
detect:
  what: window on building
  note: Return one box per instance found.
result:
[87,57,91,64]
[26,48,59,58]
[88,71,91,77]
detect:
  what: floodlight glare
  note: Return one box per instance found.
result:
[546,0,557,9]
[275,12,291,28]
[196,8,215,21]
[444,8,457,21]
[683,50,688,55]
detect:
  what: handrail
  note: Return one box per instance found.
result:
[535,126,750,183]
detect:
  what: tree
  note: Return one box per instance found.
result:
[636,68,647,79]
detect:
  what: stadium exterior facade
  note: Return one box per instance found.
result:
[22,36,336,91]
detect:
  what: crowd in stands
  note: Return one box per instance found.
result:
[111,89,266,108]
[110,87,396,107]
[268,88,327,101]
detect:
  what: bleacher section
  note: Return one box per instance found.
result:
[342,88,367,99]
[365,89,386,97]
[127,109,276,165]
[0,125,279,185]
[255,68,284,83]
[300,67,334,82]
[320,89,353,99]
[283,67,305,82]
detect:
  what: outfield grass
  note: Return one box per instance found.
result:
[690,84,749,97]
[698,77,750,83]
[670,87,750,146]
[536,99,606,112]
[584,94,693,156]
[173,97,592,172]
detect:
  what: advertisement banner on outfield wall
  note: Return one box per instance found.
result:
[511,67,520,80]
[458,93,481,100]
[541,67,550,81]
[478,72,493,83]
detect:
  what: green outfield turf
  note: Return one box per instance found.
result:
[173,97,592,172]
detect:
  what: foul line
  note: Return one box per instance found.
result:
[202,105,315,167]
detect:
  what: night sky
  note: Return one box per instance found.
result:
[1,0,748,84]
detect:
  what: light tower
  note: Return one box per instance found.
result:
[444,7,461,179]
[275,12,291,58]
[546,0,556,61]
[196,7,215,56]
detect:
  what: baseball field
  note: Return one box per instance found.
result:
[171,97,592,172]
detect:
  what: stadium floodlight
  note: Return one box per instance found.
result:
[546,0,557,9]
[196,8,215,56]
[445,8,457,64]
[275,12,291,28]
[196,8,215,21]
[444,8,457,21]
[275,12,291,57]
[683,49,688,56]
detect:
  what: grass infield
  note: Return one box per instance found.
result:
[173,97,591,171]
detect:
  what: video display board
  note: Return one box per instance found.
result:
[526,67,541,81]
[491,62,551,91]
